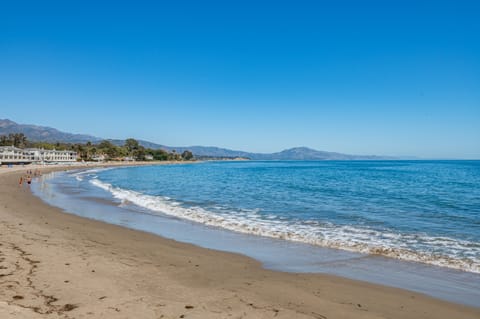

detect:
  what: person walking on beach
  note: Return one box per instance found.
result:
[19,176,23,187]
[26,175,32,186]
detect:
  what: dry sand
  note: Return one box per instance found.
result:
[0,164,479,319]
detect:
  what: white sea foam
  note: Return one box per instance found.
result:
[71,167,116,182]
[71,167,113,177]
[89,178,480,273]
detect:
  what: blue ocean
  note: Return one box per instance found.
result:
[68,160,480,273]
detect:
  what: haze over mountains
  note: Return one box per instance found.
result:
[0,119,392,160]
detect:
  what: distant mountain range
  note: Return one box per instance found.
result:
[0,119,394,160]
[0,119,102,144]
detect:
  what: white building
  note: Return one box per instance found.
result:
[0,146,77,165]
[0,146,28,164]
[91,154,106,162]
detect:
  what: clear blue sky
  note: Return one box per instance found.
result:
[1,1,479,158]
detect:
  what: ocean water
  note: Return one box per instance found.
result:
[31,160,480,306]
[74,160,480,273]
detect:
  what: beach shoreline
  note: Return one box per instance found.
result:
[1,164,479,318]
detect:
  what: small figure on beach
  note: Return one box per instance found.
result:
[27,175,32,185]
[19,176,23,186]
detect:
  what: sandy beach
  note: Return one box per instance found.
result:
[1,165,479,319]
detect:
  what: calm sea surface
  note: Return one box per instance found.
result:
[74,160,480,273]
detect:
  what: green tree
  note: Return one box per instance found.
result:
[181,150,194,160]
[89,146,97,159]
[151,149,169,161]
[98,140,120,159]
[133,145,146,161]
[14,133,27,147]
[0,135,9,146]
[72,144,87,160]
[124,138,140,155]
[0,133,27,147]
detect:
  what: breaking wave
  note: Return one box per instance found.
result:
[90,178,480,273]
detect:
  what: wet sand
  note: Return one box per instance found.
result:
[1,165,479,318]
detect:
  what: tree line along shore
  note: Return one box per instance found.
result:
[0,133,194,162]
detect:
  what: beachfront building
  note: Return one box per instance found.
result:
[0,146,29,164]
[0,146,78,165]
[26,148,78,162]
[91,154,106,162]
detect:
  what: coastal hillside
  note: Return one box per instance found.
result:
[0,119,101,144]
[0,119,164,148]
[251,147,388,160]
[0,119,391,160]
